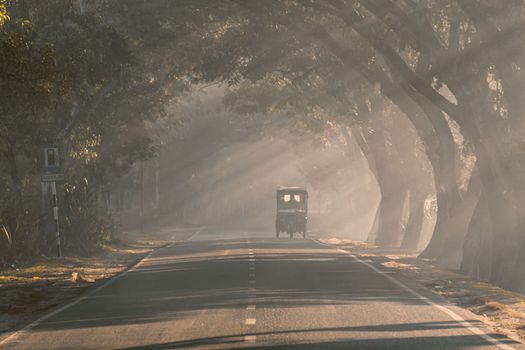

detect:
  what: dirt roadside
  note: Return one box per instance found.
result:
[0,226,198,336]
[315,236,525,345]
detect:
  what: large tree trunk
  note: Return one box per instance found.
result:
[477,144,519,289]
[448,84,520,289]
[367,204,380,243]
[376,75,470,263]
[448,75,523,289]
[430,10,525,287]
[420,179,480,266]
[374,176,409,247]
[350,119,410,248]
[413,101,473,268]
[395,102,470,265]
[460,190,492,281]
[400,189,427,250]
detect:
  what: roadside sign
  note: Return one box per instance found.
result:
[42,173,65,182]
[41,145,64,257]
[42,146,64,182]
[44,146,61,169]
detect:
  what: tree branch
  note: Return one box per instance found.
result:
[325,0,460,118]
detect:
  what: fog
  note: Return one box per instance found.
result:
[119,87,388,243]
[3,0,525,295]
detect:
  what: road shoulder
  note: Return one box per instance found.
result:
[0,226,197,342]
[315,236,525,345]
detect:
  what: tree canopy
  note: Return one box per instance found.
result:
[2,1,525,292]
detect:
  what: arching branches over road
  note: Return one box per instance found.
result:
[145,0,525,290]
[2,1,525,293]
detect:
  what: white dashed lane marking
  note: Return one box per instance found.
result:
[245,242,257,343]
[244,335,256,343]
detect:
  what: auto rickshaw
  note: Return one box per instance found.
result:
[276,187,308,238]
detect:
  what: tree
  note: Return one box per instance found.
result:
[164,0,525,288]
[4,0,525,292]
[0,0,8,27]
[0,0,187,262]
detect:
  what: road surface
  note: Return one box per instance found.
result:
[0,227,522,349]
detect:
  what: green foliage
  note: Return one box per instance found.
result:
[1,0,525,290]
[0,0,8,27]
[0,1,186,265]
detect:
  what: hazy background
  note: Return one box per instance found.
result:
[116,86,435,249]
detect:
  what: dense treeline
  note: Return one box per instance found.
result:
[2,1,525,293]
[173,0,525,292]
[0,1,184,265]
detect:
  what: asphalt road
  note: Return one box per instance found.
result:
[1,227,523,349]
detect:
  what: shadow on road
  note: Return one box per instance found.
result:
[30,238,439,333]
[115,327,514,350]
[17,236,520,350]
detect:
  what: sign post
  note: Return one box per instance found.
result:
[51,181,61,257]
[42,146,64,257]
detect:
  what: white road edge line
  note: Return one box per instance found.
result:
[0,248,160,347]
[245,318,256,325]
[313,239,516,350]
[186,227,205,242]
[0,227,204,347]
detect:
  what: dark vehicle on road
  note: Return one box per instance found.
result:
[276,187,308,238]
